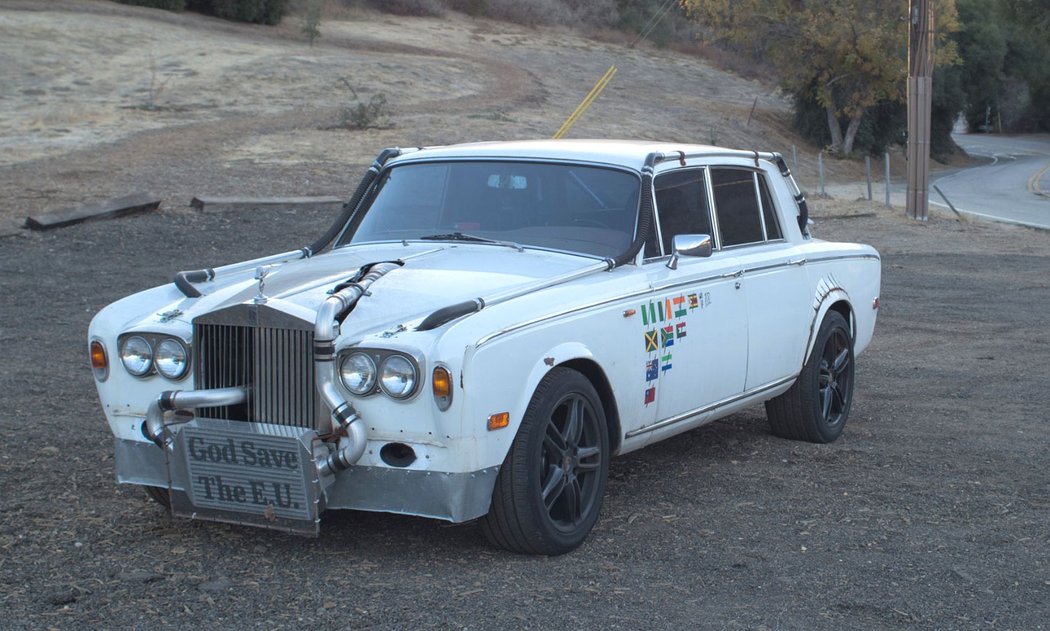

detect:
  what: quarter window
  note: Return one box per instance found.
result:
[757,174,782,241]
[711,168,764,247]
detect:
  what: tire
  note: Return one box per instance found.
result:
[765,310,855,444]
[143,485,171,509]
[480,367,609,555]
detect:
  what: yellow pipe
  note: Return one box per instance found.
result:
[553,65,618,139]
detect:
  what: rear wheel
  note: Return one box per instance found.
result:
[766,310,855,443]
[480,367,609,555]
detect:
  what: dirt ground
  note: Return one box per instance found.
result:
[1,2,1049,629]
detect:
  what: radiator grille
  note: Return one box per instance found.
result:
[194,306,320,429]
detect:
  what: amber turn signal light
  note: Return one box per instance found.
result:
[487,412,509,431]
[432,366,453,411]
[90,339,108,381]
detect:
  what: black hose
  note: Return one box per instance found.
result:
[773,154,809,234]
[609,153,659,269]
[417,299,483,331]
[173,269,213,298]
[307,147,402,255]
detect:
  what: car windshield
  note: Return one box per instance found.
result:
[337,161,641,258]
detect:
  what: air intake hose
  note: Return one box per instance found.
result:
[307,147,402,255]
[608,152,659,269]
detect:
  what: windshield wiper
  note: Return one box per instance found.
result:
[419,232,524,252]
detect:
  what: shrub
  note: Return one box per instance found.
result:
[483,0,572,27]
[116,0,186,10]
[185,0,290,24]
[365,0,447,16]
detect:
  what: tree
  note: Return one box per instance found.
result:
[685,0,957,156]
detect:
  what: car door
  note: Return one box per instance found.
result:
[636,167,748,438]
[708,167,811,390]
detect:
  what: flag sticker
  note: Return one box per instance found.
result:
[645,359,659,381]
[661,325,674,348]
[660,353,673,372]
[676,322,687,339]
[673,295,687,317]
[688,293,699,310]
[644,330,659,352]
[644,386,656,405]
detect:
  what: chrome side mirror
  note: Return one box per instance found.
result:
[667,234,713,269]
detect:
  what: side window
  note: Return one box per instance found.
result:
[653,169,712,256]
[711,168,764,247]
[757,174,783,240]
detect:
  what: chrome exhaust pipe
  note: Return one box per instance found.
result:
[142,386,248,449]
[314,262,401,472]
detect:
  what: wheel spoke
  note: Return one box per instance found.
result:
[831,383,847,412]
[821,385,833,419]
[832,347,850,373]
[544,422,566,459]
[576,445,601,471]
[562,398,584,446]
[565,478,583,524]
[541,465,566,510]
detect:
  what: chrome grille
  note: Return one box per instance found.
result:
[194,305,320,429]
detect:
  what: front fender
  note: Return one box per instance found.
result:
[461,340,598,470]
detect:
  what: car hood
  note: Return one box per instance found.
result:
[182,243,596,335]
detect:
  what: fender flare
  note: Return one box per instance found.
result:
[802,289,854,368]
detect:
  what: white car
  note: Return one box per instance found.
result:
[89,140,880,554]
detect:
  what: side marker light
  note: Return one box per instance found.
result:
[487,412,510,431]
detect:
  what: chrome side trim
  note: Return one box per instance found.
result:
[806,253,882,264]
[625,375,796,438]
[474,288,652,348]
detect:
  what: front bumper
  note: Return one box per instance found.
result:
[115,436,499,526]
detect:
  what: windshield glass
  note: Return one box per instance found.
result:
[337,161,641,258]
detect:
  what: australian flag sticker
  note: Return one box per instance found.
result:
[645,359,659,381]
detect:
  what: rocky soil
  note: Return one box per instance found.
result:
[1,2,1048,629]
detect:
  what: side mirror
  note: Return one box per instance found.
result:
[667,234,713,270]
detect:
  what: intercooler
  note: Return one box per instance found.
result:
[193,304,322,430]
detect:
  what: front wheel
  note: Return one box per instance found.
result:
[480,367,609,555]
[766,310,855,443]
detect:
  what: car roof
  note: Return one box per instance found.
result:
[388,139,755,172]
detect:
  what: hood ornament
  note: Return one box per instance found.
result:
[253,266,270,304]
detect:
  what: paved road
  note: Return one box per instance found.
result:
[931,133,1050,228]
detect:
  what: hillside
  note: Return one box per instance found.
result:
[0,0,857,224]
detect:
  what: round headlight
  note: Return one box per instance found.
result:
[380,355,417,399]
[340,352,377,395]
[120,336,153,376]
[155,338,189,380]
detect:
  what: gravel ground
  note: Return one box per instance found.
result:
[2,2,1049,630]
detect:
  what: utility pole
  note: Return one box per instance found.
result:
[906,0,934,221]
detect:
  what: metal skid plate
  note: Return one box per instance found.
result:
[166,418,323,535]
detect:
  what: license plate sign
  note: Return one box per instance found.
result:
[170,420,321,535]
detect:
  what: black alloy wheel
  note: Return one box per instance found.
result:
[765,310,855,443]
[480,367,609,555]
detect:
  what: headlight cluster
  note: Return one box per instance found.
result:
[118,333,189,380]
[339,350,420,399]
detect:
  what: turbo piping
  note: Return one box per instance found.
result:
[314,261,402,474]
[142,386,248,449]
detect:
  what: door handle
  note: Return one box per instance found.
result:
[787,258,807,266]
[722,270,743,279]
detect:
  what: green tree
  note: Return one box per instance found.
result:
[685,0,958,156]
